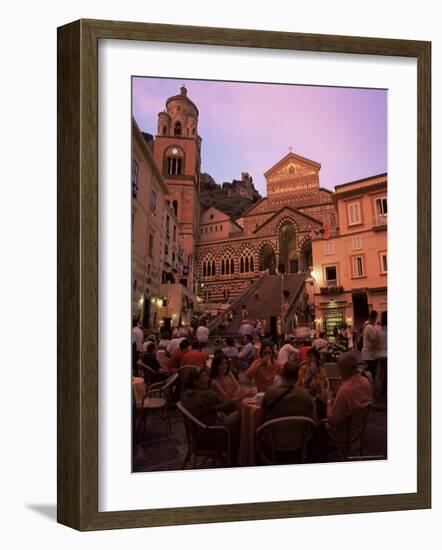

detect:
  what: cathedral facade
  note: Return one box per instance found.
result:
[196,152,338,306]
[150,86,338,310]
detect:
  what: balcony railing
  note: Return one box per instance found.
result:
[320,281,344,295]
[319,286,344,296]
[373,214,388,229]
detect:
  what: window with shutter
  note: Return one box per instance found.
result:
[348,202,361,225]
[380,252,387,273]
[324,240,334,255]
[352,255,365,277]
[351,236,362,250]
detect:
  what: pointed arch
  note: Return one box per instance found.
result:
[237,243,257,275]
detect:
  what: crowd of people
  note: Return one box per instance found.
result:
[133,308,387,465]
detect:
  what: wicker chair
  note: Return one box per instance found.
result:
[256,416,316,465]
[140,373,178,435]
[177,401,231,469]
[324,401,374,459]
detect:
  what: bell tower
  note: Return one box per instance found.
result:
[153,85,202,293]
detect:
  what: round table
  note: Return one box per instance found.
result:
[238,398,262,466]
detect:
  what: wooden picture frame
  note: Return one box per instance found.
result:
[57,19,431,530]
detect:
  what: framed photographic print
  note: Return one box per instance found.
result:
[57,19,431,530]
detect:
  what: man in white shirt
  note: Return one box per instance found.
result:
[277,339,300,365]
[132,320,143,352]
[362,310,379,383]
[376,311,388,396]
[166,336,184,356]
[196,320,210,348]
[132,319,143,374]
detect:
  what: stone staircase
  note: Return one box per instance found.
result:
[210,273,307,337]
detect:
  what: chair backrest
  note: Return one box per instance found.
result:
[177,401,207,452]
[256,416,316,464]
[176,401,207,429]
[179,365,200,386]
[344,401,373,451]
[139,363,157,384]
[161,372,179,391]
[145,372,178,401]
[323,362,340,379]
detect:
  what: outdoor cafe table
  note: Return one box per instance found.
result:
[238,398,261,466]
[132,376,145,409]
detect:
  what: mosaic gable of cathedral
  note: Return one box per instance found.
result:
[252,207,322,239]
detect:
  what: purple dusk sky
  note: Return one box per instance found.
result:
[132,77,387,195]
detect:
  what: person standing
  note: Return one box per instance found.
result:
[196,320,210,348]
[277,339,300,364]
[132,319,143,375]
[241,304,248,320]
[362,310,379,385]
[346,325,355,351]
[376,311,388,396]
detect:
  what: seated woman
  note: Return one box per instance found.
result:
[140,342,168,384]
[210,354,255,408]
[245,341,282,393]
[181,366,240,463]
[297,347,328,399]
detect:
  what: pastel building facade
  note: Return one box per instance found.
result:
[132,118,195,329]
[311,174,387,338]
[132,119,169,326]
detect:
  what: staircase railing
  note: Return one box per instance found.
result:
[282,274,308,329]
[208,273,271,332]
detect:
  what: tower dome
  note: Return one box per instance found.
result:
[163,85,199,138]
